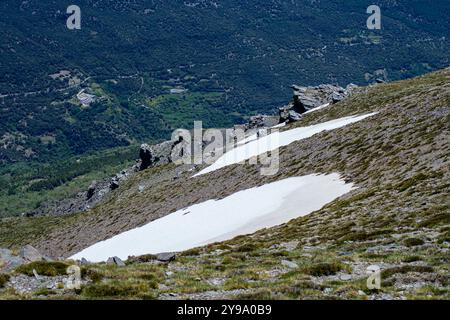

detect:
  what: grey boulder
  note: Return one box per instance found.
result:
[281,260,299,269]
[107,256,126,267]
[0,248,25,272]
[20,245,45,262]
[156,252,176,262]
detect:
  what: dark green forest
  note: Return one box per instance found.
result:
[1,0,449,164]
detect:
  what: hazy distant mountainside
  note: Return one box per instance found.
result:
[0,68,448,300]
[1,0,449,164]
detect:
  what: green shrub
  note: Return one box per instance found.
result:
[126,254,157,264]
[339,229,392,243]
[183,248,202,256]
[304,262,343,276]
[33,288,57,296]
[404,238,425,247]
[402,256,422,263]
[382,265,434,279]
[81,267,104,283]
[15,261,69,276]
[234,243,258,252]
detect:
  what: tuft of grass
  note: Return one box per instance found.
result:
[396,173,428,192]
[382,265,434,279]
[81,267,104,283]
[34,288,57,296]
[126,254,157,264]
[304,262,343,277]
[339,229,392,243]
[15,261,69,277]
[237,289,274,300]
[183,248,203,256]
[81,281,150,299]
[0,274,10,288]
[234,243,258,252]
[418,213,450,228]
[402,256,423,263]
[404,238,425,247]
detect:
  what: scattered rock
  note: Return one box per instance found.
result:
[367,265,381,273]
[358,290,367,296]
[156,252,176,262]
[106,256,126,267]
[323,287,333,294]
[281,260,298,269]
[279,241,299,252]
[366,244,403,253]
[207,278,226,286]
[288,110,302,122]
[6,274,86,296]
[340,274,352,281]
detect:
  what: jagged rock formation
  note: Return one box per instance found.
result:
[139,137,194,171]
[0,245,48,272]
[279,83,357,122]
[86,181,97,200]
[246,115,279,130]
[139,144,153,171]
[106,256,125,267]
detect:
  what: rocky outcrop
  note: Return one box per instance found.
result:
[279,83,357,123]
[0,245,49,273]
[20,245,47,262]
[0,248,25,272]
[139,144,153,171]
[246,115,279,130]
[86,181,97,200]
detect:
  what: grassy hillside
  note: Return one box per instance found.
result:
[0,68,448,299]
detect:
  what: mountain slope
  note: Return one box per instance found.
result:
[0,68,448,299]
[1,0,449,164]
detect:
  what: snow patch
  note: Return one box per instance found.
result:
[195,112,377,177]
[304,103,330,114]
[71,173,353,262]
